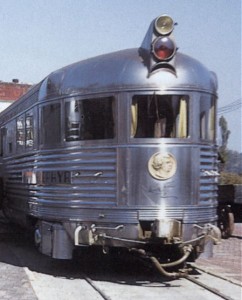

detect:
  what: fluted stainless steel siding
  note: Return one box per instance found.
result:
[5,144,218,224]
[199,146,218,202]
[5,147,117,219]
[26,205,216,224]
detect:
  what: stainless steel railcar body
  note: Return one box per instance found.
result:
[0,15,220,264]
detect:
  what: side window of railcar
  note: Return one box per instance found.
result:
[0,128,5,156]
[131,95,189,138]
[200,96,215,141]
[16,116,25,151]
[4,121,16,155]
[41,103,61,146]
[16,111,35,152]
[25,114,34,148]
[65,97,115,141]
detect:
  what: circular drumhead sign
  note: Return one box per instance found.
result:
[148,152,177,180]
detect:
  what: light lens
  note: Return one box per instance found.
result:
[155,15,174,35]
[153,37,176,60]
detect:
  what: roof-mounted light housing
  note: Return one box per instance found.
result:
[151,15,177,72]
[139,14,178,75]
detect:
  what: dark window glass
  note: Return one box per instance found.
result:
[131,94,189,138]
[65,97,115,141]
[41,103,61,145]
[4,123,14,155]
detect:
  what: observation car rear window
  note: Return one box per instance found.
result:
[65,96,115,141]
[131,95,189,138]
[200,96,215,141]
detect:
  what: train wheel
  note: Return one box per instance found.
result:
[218,206,235,239]
[226,212,235,236]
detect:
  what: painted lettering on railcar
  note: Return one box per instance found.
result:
[23,170,71,185]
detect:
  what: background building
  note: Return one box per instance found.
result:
[0,80,32,111]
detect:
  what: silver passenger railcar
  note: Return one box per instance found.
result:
[0,15,220,276]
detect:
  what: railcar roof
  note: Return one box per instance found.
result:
[39,48,217,100]
[0,47,218,126]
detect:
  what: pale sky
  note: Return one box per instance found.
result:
[0,0,241,151]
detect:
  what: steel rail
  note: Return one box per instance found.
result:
[83,273,112,300]
[185,270,237,300]
[193,264,242,287]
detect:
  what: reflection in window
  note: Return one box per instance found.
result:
[16,113,34,151]
[26,115,34,147]
[17,117,25,149]
[131,94,189,138]
[65,97,115,141]
[200,96,215,141]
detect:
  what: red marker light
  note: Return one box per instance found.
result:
[152,36,176,60]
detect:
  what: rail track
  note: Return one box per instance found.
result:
[77,263,242,300]
[19,249,241,300]
[185,264,241,300]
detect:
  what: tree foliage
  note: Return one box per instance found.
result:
[219,116,231,148]
[218,116,231,163]
[218,116,241,184]
[219,171,242,185]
